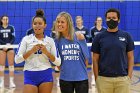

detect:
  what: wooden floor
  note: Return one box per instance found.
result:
[0,68,140,93]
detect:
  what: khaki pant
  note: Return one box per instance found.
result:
[96,76,131,93]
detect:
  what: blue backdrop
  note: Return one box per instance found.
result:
[0,1,140,66]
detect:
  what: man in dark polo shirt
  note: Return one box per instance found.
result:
[91,8,134,93]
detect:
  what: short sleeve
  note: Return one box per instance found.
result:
[126,33,135,52]
[91,34,100,54]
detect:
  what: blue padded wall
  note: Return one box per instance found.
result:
[0,1,140,66]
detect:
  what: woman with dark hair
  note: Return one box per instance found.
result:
[90,16,106,39]
[0,15,16,88]
[15,9,61,93]
[90,16,106,86]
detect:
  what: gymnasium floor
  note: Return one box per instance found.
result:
[0,66,140,93]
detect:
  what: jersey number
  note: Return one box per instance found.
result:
[3,33,8,38]
[35,49,42,54]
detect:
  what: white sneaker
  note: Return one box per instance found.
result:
[56,80,60,87]
[56,78,60,87]
[91,79,95,86]
[91,75,95,86]
[0,80,4,88]
[9,81,16,88]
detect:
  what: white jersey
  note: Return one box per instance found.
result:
[15,34,61,71]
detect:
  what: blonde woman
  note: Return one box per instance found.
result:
[55,12,89,93]
[75,16,89,42]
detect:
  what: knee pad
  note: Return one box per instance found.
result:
[0,65,5,71]
[9,65,14,72]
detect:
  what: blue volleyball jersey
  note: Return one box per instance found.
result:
[75,26,89,41]
[26,28,34,35]
[55,36,89,81]
[0,25,15,44]
[90,26,106,38]
[15,34,61,71]
[91,30,135,77]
